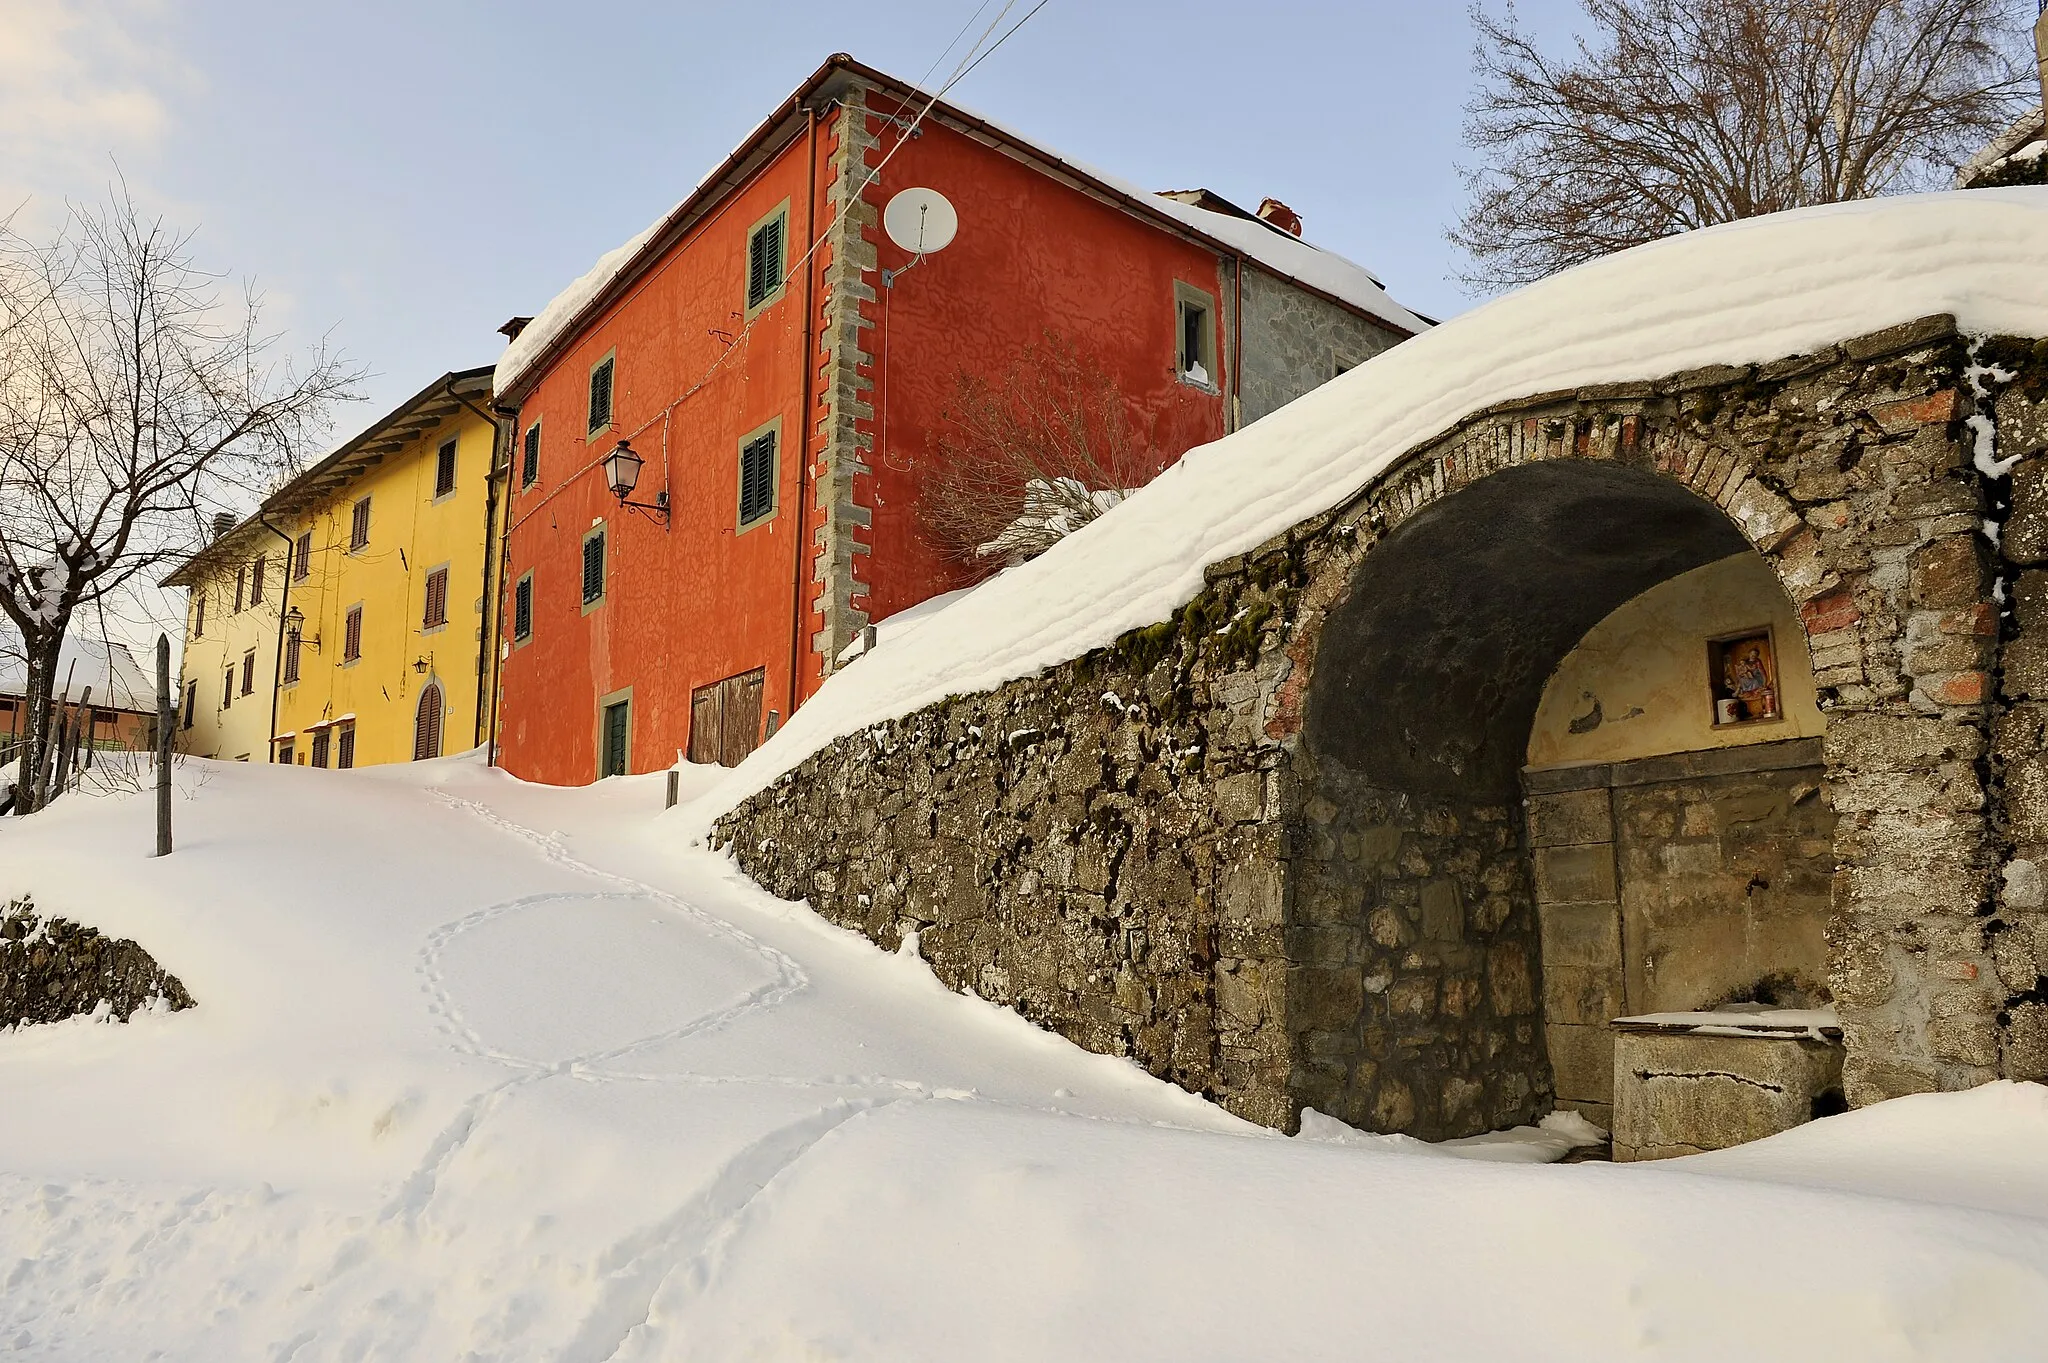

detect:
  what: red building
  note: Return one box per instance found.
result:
[491,54,1425,785]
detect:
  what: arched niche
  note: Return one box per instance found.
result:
[1291,460,1828,1139]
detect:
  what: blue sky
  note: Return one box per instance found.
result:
[7,0,1586,424]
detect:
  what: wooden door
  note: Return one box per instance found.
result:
[601,699,630,778]
[688,668,766,768]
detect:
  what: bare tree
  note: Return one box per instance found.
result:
[0,189,358,813]
[1454,0,2036,288]
[916,331,1157,575]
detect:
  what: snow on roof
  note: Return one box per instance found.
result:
[0,635,157,712]
[680,189,2048,839]
[493,61,1424,400]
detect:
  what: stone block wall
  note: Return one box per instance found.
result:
[1,897,192,1028]
[718,316,2048,1139]
[1236,266,1407,427]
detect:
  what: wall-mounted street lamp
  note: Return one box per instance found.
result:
[604,439,669,525]
[284,605,321,652]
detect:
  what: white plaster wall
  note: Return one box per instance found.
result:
[1527,552,1823,768]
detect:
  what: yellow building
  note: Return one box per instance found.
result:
[165,367,505,769]
[164,515,289,762]
[268,368,503,768]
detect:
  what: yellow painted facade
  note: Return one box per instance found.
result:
[272,371,500,768]
[168,519,286,762]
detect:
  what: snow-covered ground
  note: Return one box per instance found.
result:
[2,756,2046,1360]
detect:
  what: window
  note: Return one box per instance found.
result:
[283,628,301,684]
[434,439,458,499]
[343,604,363,663]
[193,592,206,638]
[311,728,330,769]
[422,566,449,630]
[587,354,615,434]
[293,530,312,581]
[182,681,196,730]
[521,421,540,489]
[746,206,787,312]
[599,694,631,778]
[223,667,235,710]
[413,682,444,762]
[1174,282,1216,387]
[738,425,778,529]
[350,496,371,552]
[233,565,246,614]
[581,527,606,609]
[513,572,533,643]
[240,650,257,696]
[251,553,267,607]
[276,740,294,766]
[336,722,356,770]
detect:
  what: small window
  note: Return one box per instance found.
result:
[746,208,787,311]
[181,681,196,730]
[193,592,206,638]
[350,496,371,551]
[1175,283,1216,387]
[222,667,235,710]
[275,739,294,766]
[240,650,256,696]
[283,628,301,684]
[233,565,246,614]
[434,439,458,499]
[337,722,356,770]
[422,566,449,629]
[293,531,312,581]
[251,553,267,607]
[587,354,615,434]
[311,728,330,769]
[521,421,541,489]
[513,573,533,642]
[738,427,777,528]
[343,604,363,662]
[582,529,605,608]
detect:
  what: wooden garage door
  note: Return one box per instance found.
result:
[687,668,765,768]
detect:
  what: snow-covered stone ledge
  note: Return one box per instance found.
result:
[1,897,194,1030]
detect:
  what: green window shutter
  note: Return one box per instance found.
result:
[514,576,532,640]
[739,431,776,525]
[588,358,614,432]
[747,215,784,308]
[582,532,605,604]
[522,423,540,487]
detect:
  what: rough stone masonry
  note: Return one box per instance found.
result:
[718,315,2048,1141]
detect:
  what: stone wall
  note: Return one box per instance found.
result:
[1526,740,1835,1127]
[719,315,2047,1138]
[1,897,192,1029]
[1236,265,1406,427]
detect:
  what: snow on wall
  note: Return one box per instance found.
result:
[679,189,2048,838]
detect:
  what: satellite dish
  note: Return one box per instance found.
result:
[883,188,959,255]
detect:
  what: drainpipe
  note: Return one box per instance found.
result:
[1230,252,1245,434]
[444,377,510,758]
[256,512,295,761]
[786,100,823,722]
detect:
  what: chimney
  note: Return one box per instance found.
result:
[498,316,534,341]
[1256,198,1303,237]
[211,512,234,542]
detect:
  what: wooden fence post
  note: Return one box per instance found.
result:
[155,636,173,857]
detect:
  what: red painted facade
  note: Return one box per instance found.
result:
[494,60,1394,786]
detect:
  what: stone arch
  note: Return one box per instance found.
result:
[1289,449,1842,1141]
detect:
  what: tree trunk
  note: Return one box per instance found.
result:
[13,631,63,815]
